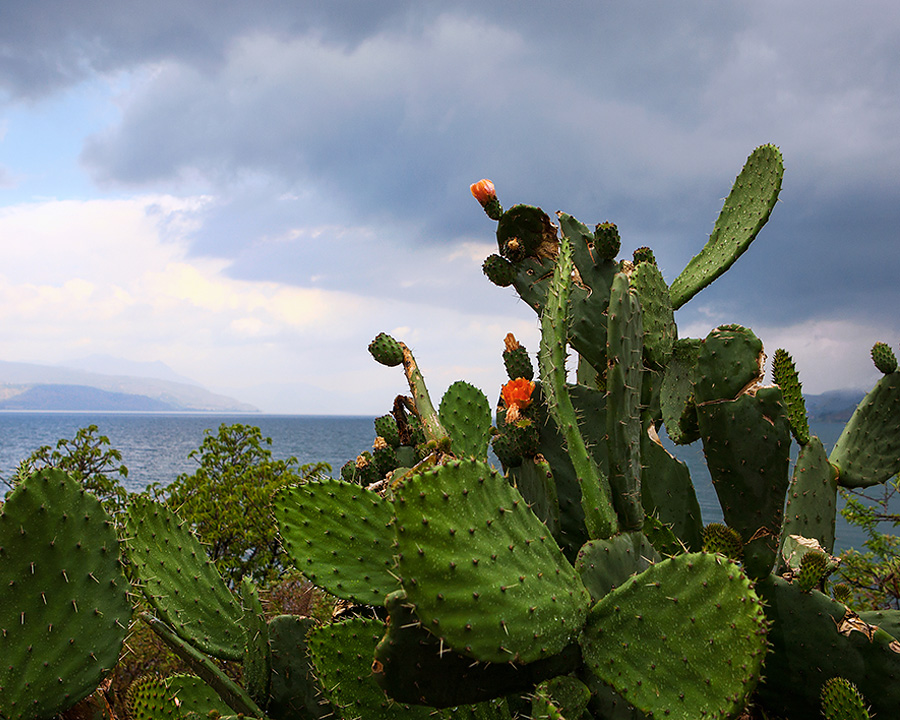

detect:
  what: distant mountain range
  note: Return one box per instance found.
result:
[0,360,258,412]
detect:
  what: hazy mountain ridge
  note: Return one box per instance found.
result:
[0,360,258,412]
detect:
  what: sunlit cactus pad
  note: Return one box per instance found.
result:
[579,552,767,719]
[276,478,398,604]
[125,495,244,661]
[0,469,131,720]
[394,458,591,663]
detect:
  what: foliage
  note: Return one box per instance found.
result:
[156,423,330,587]
[836,476,900,610]
[6,424,129,520]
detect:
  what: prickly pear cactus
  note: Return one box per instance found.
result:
[0,469,131,720]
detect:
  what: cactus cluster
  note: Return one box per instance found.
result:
[6,145,900,719]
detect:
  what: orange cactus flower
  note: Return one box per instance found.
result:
[470,178,496,204]
[501,377,535,423]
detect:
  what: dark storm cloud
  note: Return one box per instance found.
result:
[6,2,900,333]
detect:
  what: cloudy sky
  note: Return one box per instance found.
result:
[0,2,898,414]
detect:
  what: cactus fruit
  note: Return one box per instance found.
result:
[702,522,744,561]
[502,333,534,381]
[820,677,872,720]
[871,341,898,374]
[0,470,131,720]
[631,246,656,266]
[374,414,401,448]
[593,221,621,260]
[483,253,516,287]
[796,550,829,592]
[368,332,404,367]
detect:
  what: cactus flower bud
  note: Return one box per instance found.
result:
[470,178,503,221]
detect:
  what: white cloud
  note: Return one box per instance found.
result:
[0,194,541,413]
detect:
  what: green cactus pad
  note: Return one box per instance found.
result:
[697,386,791,578]
[124,675,181,720]
[575,531,660,602]
[659,338,702,445]
[630,260,675,370]
[829,372,900,487]
[781,437,838,553]
[125,495,244,661]
[580,552,767,720]
[593,222,621,260]
[640,426,703,552]
[394,459,591,664]
[368,332,404,367]
[307,617,435,720]
[606,272,645,532]
[276,478,397,604]
[507,455,560,538]
[267,615,330,720]
[374,414,401,448]
[755,575,900,718]
[820,677,871,720]
[167,673,235,718]
[0,470,131,720]
[483,253,516,287]
[631,246,656,266]
[439,380,492,461]
[871,341,898,374]
[531,676,591,720]
[796,550,829,592]
[240,577,271,706]
[694,324,764,403]
[772,348,811,445]
[669,144,784,309]
[373,590,581,708]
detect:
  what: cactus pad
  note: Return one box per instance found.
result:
[772,348,811,445]
[669,144,783,309]
[439,380,492,460]
[575,531,660,602]
[276,478,397,604]
[308,617,434,720]
[125,495,244,661]
[394,459,591,663]
[267,614,329,720]
[0,470,131,720]
[820,677,871,720]
[593,222,621,260]
[580,552,767,720]
[830,372,900,487]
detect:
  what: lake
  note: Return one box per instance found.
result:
[0,412,888,552]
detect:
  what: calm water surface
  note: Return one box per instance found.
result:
[0,412,889,552]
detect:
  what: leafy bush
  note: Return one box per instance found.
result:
[836,476,900,610]
[155,423,330,587]
[6,424,129,520]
